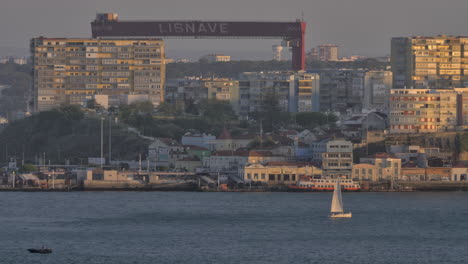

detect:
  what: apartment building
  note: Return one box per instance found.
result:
[319,139,353,179]
[318,44,339,61]
[318,69,366,113]
[391,36,468,89]
[238,71,320,116]
[363,70,393,112]
[31,37,165,111]
[165,77,239,113]
[388,88,468,133]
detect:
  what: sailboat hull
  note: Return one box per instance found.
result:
[330,212,352,218]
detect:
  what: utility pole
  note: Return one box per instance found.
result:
[139,153,142,174]
[100,117,104,168]
[12,172,15,188]
[108,116,112,165]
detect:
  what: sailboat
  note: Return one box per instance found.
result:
[330,180,352,218]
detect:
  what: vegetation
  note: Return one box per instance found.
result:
[0,105,150,164]
[20,164,38,173]
[0,62,32,116]
[295,112,338,129]
[166,59,390,79]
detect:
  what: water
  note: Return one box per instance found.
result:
[0,192,467,264]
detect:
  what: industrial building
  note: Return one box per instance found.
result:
[31,37,165,111]
[391,36,468,89]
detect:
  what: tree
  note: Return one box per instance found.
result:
[254,91,291,132]
[198,99,236,123]
[20,164,38,173]
[157,102,181,116]
[55,104,85,121]
[86,99,103,110]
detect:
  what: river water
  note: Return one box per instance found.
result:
[0,192,467,264]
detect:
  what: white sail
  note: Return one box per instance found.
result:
[330,180,344,213]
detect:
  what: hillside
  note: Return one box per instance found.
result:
[0,105,150,165]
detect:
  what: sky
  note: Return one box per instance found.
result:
[1,0,468,60]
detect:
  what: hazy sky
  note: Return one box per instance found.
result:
[1,0,468,59]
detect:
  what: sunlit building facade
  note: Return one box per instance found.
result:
[391,36,468,89]
[31,37,165,111]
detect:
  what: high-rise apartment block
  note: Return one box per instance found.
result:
[391,36,468,89]
[238,71,320,116]
[318,69,366,113]
[31,37,165,111]
[364,70,393,112]
[320,139,353,179]
[318,44,339,61]
[389,88,468,133]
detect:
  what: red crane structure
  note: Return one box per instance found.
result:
[91,13,306,71]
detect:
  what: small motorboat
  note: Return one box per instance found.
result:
[27,247,52,254]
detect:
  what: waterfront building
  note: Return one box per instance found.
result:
[451,165,468,181]
[389,145,452,168]
[360,153,401,181]
[243,161,322,185]
[31,37,165,112]
[320,139,353,179]
[391,36,468,89]
[238,71,320,116]
[203,150,287,175]
[318,69,366,113]
[352,163,379,181]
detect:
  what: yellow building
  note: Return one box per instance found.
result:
[352,163,379,181]
[243,162,322,185]
[204,78,240,113]
[31,37,165,111]
[391,36,468,89]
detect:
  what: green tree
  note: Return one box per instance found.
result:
[198,99,236,123]
[253,91,291,132]
[20,164,38,173]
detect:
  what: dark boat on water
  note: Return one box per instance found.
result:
[28,247,52,254]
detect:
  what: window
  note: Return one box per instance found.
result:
[284,174,290,181]
[261,174,266,180]
[247,173,251,179]
[269,174,275,181]
[291,174,296,181]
